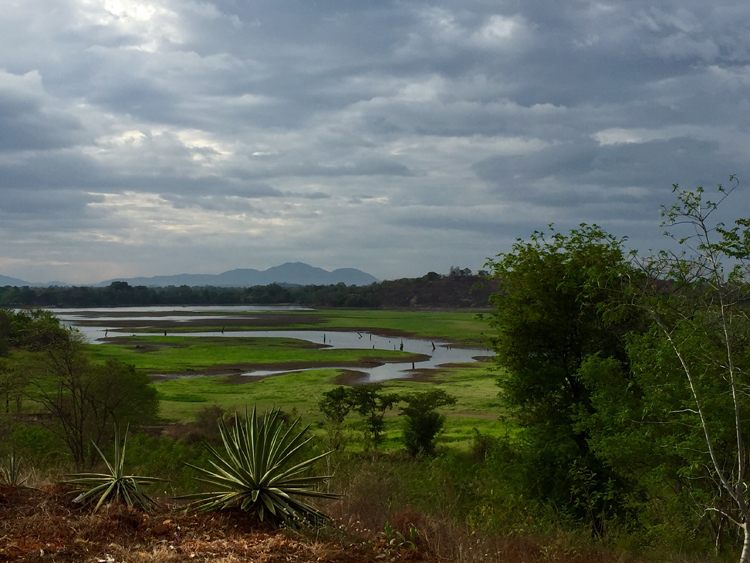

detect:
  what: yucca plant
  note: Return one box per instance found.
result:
[0,452,27,487]
[66,426,163,512]
[181,407,339,526]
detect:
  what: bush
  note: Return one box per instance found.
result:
[399,390,456,457]
[181,407,339,526]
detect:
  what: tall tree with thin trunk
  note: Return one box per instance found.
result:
[636,177,750,562]
[26,329,159,469]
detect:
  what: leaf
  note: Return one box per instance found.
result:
[180,406,339,527]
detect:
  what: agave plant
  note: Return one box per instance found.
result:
[181,407,339,526]
[0,452,27,487]
[66,426,163,512]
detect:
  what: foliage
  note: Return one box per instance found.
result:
[66,426,163,512]
[319,387,351,425]
[0,310,10,357]
[319,387,352,451]
[379,520,418,550]
[0,273,498,309]
[8,308,69,351]
[25,329,159,469]
[0,452,28,487]
[181,407,338,526]
[344,384,400,448]
[399,389,456,457]
[317,384,400,448]
[486,224,645,530]
[0,423,69,469]
[626,180,750,560]
[0,357,26,415]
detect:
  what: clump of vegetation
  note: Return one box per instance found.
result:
[320,385,457,455]
[0,451,28,487]
[181,407,338,526]
[66,426,163,512]
[399,389,457,457]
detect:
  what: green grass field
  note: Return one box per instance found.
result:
[128,309,492,345]
[83,309,505,450]
[86,335,414,373]
[154,362,508,449]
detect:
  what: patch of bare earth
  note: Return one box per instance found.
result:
[73,313,326,330]
[0,485,423,563]
[149,354,430,382]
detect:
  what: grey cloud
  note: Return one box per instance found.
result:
[390,214,514,235]
[474,137,741,203]
[2,0,750,282]
[0,71,87,151]
[0,189,104,217]
[0,152,107,190]
[292,160,414,178]
[227,159,414,179]
[160,193,256,212]
[285,191,331,200]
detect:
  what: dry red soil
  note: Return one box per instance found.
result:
[0,485,423,563]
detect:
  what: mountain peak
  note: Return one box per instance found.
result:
[96,263,378,288]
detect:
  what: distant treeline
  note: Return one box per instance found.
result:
[0,270,497,309]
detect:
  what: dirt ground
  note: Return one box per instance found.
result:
[0,485,423,563]
[148,355,431,382]
[74,313,326,330]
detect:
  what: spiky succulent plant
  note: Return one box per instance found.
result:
[66,426,163,512]
[181,407,338,526]
[0,452,27,487]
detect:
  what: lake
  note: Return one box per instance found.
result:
[55,306,492,383]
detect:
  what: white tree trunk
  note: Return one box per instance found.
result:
[740,523,750,563]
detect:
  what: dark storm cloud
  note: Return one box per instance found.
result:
[391,214,515,235]
[0,189,104,217]
[0,71,88,151]
[1,0,750,282]
[473,138,741,205]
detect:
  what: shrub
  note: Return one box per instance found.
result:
[399,390,456,457]
[66,426,163,512]
[181,407,339,527]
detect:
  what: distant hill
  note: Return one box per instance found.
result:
[0,275,69,288]
[0,274,31,287]
[95,262,379,288]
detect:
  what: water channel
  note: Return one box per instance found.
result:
[54,306,492,383]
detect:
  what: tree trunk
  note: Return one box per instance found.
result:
[740,523,750,563]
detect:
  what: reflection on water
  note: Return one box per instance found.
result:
[56,307,491,383]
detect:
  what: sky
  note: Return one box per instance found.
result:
[2,0,750,284]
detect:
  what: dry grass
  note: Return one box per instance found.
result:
[0,484,417,563]
[0,481,725,563]
[328,496,642,563]
[321,461,679,563]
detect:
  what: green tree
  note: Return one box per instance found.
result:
[319,387,351,425]
[399,389,456,457]
[26,330,159,468]
[9,308,68,350]
[319,386,352,451]
[0,358,26,415]
[487,224,644,530]
[347,383,400,447]
[0,310,11,357]
[321,384,399,448]
[624,180,750,561]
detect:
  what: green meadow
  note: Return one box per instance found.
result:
[83,309,505,449]
[152,363,506,448]
[135,308,491,345]
[86,335,414,373]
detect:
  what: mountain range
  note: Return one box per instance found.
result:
[0,274,36,287]
[1,263,378,288]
